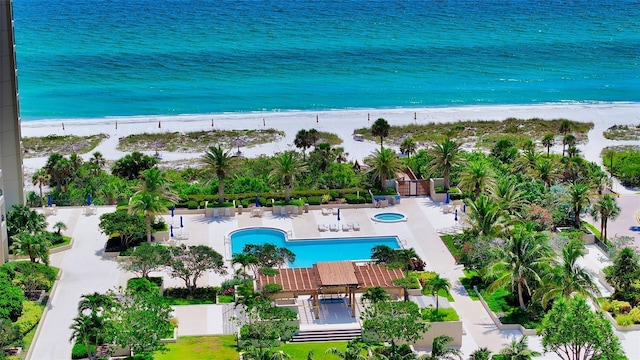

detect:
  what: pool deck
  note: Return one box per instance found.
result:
[27,197,640,360]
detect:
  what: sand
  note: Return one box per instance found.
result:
[20,103,640,192]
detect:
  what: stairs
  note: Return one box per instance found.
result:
[290,328,362,343]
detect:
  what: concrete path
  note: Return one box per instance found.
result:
[28,207,125,360]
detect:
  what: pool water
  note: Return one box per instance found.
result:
[373,212,407,222]
[230,228,401,268]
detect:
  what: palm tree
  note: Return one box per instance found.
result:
[564,182,591,228]
[326,339,371,360]
[562,134,576,157]
[294,129,312,160]
[129,192,165,243]
[53,221,67,235]
[590,194,621,243]
[270,151,306,202]
[201,145,239,203]
[489,178,528,218]
[430,275,451,314]
[422,335,462,360]
[428,139,462,192]
[69,315,99,360]
[539,239,599,307]
[371,118,390,150]
[465,195,508,237]
[32,169,50,207]
[242,346,292,360]
[89,151,106,168]
[365,148,403,190]
[559,120,571,135]
[541,134,554,156]
[333,147,348,164]
[232,253,258,279]
[566,146,579,158]
[10,233,50,264]
[400,138,417,158]
[488,225,552,310]
[78,292,114,316]
[499,336,540,360]
[468,348,492,360]
[6,204,47,239]
[361,286,391,304]
[308,128,320,147]
[458,160,496,198]
[534,159,554,188]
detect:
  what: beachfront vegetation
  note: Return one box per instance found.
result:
[117,128,285,153]
[601,146,640,187]
[603,124,640,140]
[371,118,390,150]
[22,133,108,158]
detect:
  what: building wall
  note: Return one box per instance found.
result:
[0,0,25,263]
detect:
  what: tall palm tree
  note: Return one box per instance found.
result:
[564,183,591,228]
[10,233,50,264]
[371,118,390,150]
[468,348,492,360]
[541,134,554,157]
[361,286,391,304]
[558,120,571,135]
[421,335,462,360]
[365,148,403,190]
[499,336,540,360]
[539,239,599,307]
[32,169,50,207]
[534,159,554,188]
[465,195,508,237]
[333,147,348,164]
[232,253,258,279]
[134,167,177,200]
[590,194,621,242]
[430,275,451,314]
[89,151,106,168]
[400,138,417,158]
[458,160,496,198]
[566,146,579,158]
[428,139,462,192]
[201,145,239,203]
[69,315,99,360]
[488,226,552,310]
[269,151,306,202]
[294,129,312,160]
[129,192,165,243]
[562,134,576,157]
[326,339,371,360]
[489,178,528,218]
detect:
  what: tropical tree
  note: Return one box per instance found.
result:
[429,275,451,314]
[422,335,462,360]
[111,151,158,180]
[489,177,528,218]
[53,221,67,235]
[539,239,599,307]
[465,195,507,237]
[467,348,492,360]
[559,119,571,135]
[360,300,429,354]
[333,146,348,164]
[242,243,296,276]
[69,314,100,360]
[361,286,391,304]
[488,225,552,310]
[458,160,496,198]
[32,169,50,207]
[325,339,371,360]
[129,168,177,243]
[118,243,171,278]
[72,292,115,360]
[562,134,576,157]
[604,247,640,298]
[428,139,462,192]
[294,129,313,160]
[566,146,579,158]
[365,147,403,190]
[10,233,50,265]
[232,253,259,279]
[400,137,417,158]
[242,346,292,360]
[535,159,555,188]
[308,128,319,147]
[166,245,227,294]
[89,151,106,168]
[371,118,390,150]
[589,194,621,243]
[564,183,591,228]
[6,204,47,239]
[499,336,540,360]
[541,134,554,156]
[539,296,625,360]
[269,151,306,202]
[201,145,239,203]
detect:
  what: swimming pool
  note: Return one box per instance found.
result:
[229,227,401,268]
[372,212,407,223]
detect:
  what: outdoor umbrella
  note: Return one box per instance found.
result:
[337,208,341,221]
[445,191,450,204]
[231,138,248,155]
[47,194,52,207]
[255,196,260,207]
[87,193,92,206]
[170,225,174,238]
[454,209,458,222]
[171,205,175,217]
[180,216,184,228]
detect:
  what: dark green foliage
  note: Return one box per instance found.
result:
[602,148,640,186]
[307,196,322,205]
[111,151,158,180]
[604,247,640,302]
[0,277,25,321]
[261,283,283,295]
[187,200,198,209]
[163,287,218,303]
[126,278,160,294]
[242,243,296,268]
[1,262,57,292]
[71,343,97,359]
[6,204,47,240]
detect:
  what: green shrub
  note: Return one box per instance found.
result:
[262,283,283,294]
[207,201,234,208]
[15,301,43,335]
[260,267,279,276]
[163,287,217,302]
[307,196,322,205]
[421,307,460,322]
[629,307,640,323]
[187,200,198,209]
[0,278,25,321]
[71,343,97,359]
[127,277,160,294]
[616,314,635,327]
[601,300,613,312]
[612,300,632,315]
[220,277,247,291]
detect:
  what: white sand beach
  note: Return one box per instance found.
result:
[21,103,640,189]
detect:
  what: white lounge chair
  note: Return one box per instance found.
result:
[329,223,339,232]
[342,223,352,232]
[318,224,328,232]
[352,223,361,231]
[322,208,331,216]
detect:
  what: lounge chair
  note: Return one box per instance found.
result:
[318,224,328,232]
[329,223,339,232]
[342,223,352,232]
[352,223,360,231]
[322,208,331,216]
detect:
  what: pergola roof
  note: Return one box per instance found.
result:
[258,261,404,293]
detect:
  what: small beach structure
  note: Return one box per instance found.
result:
[258,261,404,319]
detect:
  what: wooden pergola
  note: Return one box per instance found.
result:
[258,261,405,319]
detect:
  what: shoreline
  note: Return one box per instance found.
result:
[20,103,640,194]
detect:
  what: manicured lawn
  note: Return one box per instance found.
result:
[422,307,460,322]
[155,335,239,360]
[459,270,480,300]
[280,341,348,359]
[440,235,461,260]
[163,298,216,306]
[51,235,72,249]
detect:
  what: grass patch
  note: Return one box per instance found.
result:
[217,295,234,304]
[354,118,592,149]
[316,131,343,146]
[459,270,481,300]
[280,341,349,359]
[22,134,108,158]
[422,307,460,322]
[118,129,285,153]
[155,335,239,360]
[440,235,461,260]
[581,221,601,240]
[603,124,640,140]
[163,298,216,306]
[50,235,72,249]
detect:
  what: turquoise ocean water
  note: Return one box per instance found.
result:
[12,0,640,121]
